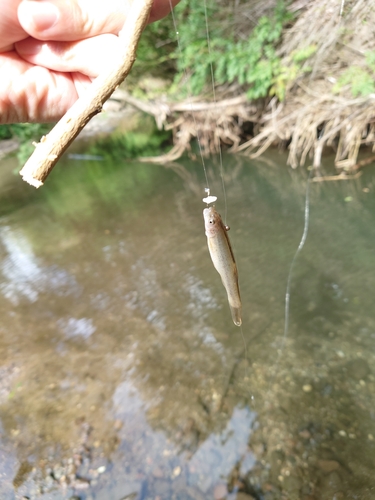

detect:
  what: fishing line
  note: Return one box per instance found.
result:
[168,0,210,191]
[203,0,228,225]
[283,169,312,349]
[269,168,312,392]
[169,1,248,392]
[239,323,250,385]
[201,6,247,390]
[201,0,248,384]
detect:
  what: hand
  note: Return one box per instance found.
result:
[0,0,179,124]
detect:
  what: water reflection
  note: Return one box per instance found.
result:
[57,318,96,340]
[188,407,256,492]
[0,151,375,499]
[0,225,79,305]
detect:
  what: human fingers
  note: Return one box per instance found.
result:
[0,0,26,51]
[16,0,181,80]
[0,52,89,123]
[16,34,120,78]
[17,0,179,42]
[17,0,130,41]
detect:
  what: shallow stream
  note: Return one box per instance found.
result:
[0,150,375,499]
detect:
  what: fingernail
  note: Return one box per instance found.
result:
[24,1,60,31]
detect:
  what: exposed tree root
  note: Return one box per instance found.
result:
[238,85,375,170]
[114,89,261,163]
[117,0,375,173]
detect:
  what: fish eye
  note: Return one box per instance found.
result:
[209,219,215,224]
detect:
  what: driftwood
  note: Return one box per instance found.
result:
[19,0,153,187]
[311,171,362,182]
[113,88,261,163]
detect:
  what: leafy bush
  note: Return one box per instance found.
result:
[333,50,375,97]
[135,0,294,101]
[171,0,293,99]
[88,128,171,161]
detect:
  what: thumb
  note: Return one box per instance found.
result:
[17,0,131,41]
[17,0,180,41]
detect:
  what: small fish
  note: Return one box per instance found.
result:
[203,206,242,326]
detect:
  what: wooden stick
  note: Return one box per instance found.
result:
[311,171,362,182]
[19,0,154,188]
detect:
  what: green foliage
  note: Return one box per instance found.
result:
[0,125,13,140]
[292,44,318,62]
[132,0,298,101]
[89,127,171,161]
[365,50,375,72]
[269,44,316,100]
[17,124,52,165]
[172,0,294,100]
[270,63,299,101]
[333,51,375,97]
[0,123,51,164]
[125,0,348,107]
[131,16,177,83]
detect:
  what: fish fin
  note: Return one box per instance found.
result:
[230,304,242,327]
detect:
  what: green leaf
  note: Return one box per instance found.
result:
[333,66,375,97]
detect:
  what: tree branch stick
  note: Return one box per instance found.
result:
[19,0,154,188]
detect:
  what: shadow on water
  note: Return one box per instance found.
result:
[1,150,375,499]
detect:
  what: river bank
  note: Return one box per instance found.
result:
[116,0,375,174]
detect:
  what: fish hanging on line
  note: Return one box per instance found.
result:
[203,198,242,327]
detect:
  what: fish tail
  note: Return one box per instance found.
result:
[229,304,242,327]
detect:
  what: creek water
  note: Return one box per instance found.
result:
[0,149,375,500]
